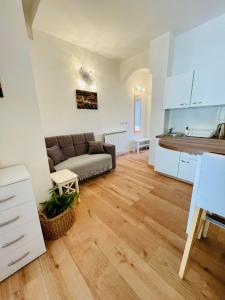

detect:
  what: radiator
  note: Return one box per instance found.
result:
[104,130,128,154]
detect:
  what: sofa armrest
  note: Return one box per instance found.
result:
[103,143,116,169]
[48,156,55,173]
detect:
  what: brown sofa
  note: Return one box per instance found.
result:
[45,132,116,181]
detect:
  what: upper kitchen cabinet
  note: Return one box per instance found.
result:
[163,71,194,109]
[191,69,225,107]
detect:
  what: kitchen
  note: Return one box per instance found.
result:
[155,69,225,184]
[149,14,225,184]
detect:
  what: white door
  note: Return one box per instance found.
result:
[155,141,180,177]
[164,72,194,109]
[191,69,225,107]
[177,153,199,183]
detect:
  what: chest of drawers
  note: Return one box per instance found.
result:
[0,165,46,281]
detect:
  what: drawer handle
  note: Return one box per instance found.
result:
[8,251,30,267]
[0,216,20,228]
[0,195,15,204]
[181,160,190,164]
[2,234,25,248]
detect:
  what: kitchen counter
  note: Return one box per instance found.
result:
[156,135,225,155]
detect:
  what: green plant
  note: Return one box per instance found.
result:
[40,189,79,219]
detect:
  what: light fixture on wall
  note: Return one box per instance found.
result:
[79,67,93,83]
[78,66,97,91]
[134,86,146,94]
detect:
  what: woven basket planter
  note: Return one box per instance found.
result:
[39,207,75,240]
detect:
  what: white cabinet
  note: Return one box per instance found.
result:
[177,153,199,183]
[155,142,199,183]
[155,142,180,177]
[191,69,225,107]
[0,165,46,282]
[164,72,194,109]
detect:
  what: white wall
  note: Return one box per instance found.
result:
[31,30,130,140]
[148,33,174,165]
[167,14,225,132]
[0,0,51,204]
[120,50,149,82]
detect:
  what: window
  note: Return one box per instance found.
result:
[134,94,141,132]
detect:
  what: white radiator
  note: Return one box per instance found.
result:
[104,130,128,154]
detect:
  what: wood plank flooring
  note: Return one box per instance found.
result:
[1,151,225,299]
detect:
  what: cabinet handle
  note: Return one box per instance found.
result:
[198,101,202,104]
[180,103,184,106]
[2,234,25,248]
[8,251,30,267]
[0,216,20,228]
[192,102,197,105]
[181,160,190,164]
[0,195,15,204]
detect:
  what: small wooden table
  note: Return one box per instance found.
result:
[132,137,150,153]
[50,169,80,201]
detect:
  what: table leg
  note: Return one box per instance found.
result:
[137,142,140,154]
[58,184,63,195]
[75,178,80,202]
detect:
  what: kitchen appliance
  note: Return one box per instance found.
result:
[213,123,225,139]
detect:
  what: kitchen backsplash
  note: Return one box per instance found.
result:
[164,105,225,133]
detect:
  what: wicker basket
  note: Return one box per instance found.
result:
[39,207,75,240]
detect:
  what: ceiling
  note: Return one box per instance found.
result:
[33,0,225,61]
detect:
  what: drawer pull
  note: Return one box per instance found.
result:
[2,234,25,248]
[0,216,20,228]
[8,251,30,267]
[0,195,15,204]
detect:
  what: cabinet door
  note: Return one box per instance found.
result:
[155,141,180,177]
[177,155,198,183]
[164,72,194,109]
[191,69,225,107]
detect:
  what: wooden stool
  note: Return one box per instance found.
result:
[179,153,225,279]
[50,169,80,202]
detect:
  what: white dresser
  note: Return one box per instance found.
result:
[0,165,46,282]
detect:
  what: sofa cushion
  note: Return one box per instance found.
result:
[55,154,112,180]
[47,145,66,165]
[88,141,105,154]
[57,135,76,158]
[45,136,58,148]
[72,134,88,156]
[85,132,95,142]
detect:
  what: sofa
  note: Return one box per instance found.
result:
[45,132,116,181]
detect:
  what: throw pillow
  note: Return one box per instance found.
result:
[88,141,105,154]
[47,145,66,165]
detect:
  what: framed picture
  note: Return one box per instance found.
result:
[0,82,3,98]
[76,89,98,110]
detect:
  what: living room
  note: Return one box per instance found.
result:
[1,0,225,299]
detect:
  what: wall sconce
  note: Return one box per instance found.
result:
[79,67,93,83]
[134,86,146,93]
[78,67,97,91]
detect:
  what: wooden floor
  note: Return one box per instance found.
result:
[1,151,225,299]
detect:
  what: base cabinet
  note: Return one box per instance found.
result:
[155,142,180,177]
[177,153,199,183]
[155,141,199,183]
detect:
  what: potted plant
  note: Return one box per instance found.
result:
[39,189,79,240]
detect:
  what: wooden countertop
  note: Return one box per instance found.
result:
[156,135,225,155]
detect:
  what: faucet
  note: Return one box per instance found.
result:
[168,127,173,134]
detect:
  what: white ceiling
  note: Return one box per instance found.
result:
[34,0,225,61]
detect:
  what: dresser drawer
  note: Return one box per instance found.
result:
[0,179,34,212]
[0,201,39,235]
[0,238,46,282]
[0,220,43,257]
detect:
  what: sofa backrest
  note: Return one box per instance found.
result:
[45,132,95,158]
